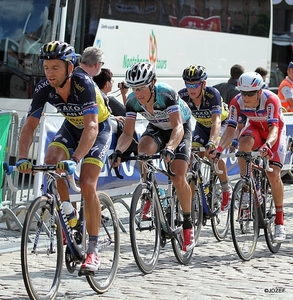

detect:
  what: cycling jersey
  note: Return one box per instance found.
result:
[178,86,229,128]
[28,67,110,128]
[125,82,191,130]
[228,89,286,166]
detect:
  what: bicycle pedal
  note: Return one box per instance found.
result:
[78,268,95,277]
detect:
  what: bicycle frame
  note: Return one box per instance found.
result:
[190,150,218,221]
[236,151,272,228]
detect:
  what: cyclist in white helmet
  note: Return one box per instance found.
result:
[110,62,196,252]
[211,71,286,242]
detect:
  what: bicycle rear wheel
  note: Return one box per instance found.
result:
[129,183,160,274]
[263,180,281,253]
[230,179,258,261]
[211,175,230,241]
[171,194,194,264]
[86,192,120,293]
[21,196,63,300]
[186,172,203,245]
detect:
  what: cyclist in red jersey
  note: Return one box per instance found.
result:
[211,72,286,242]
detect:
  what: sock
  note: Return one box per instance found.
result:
[183,212,192,229]
[221,181,230,191]
[275,206,284,225]
[88,236,99,255]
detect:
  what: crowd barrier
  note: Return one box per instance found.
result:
[1,111,293,233]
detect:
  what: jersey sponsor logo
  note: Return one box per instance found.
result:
[74,81,85,93]
[34,80,50,93]
[229,105,237,121]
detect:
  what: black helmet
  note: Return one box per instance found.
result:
[182,65,207,82]
[125,62,156,87]
[40,41,76,64]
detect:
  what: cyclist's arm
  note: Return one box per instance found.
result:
[208,113,221,144]
[115,117,136,153]
[18,116,40,159]
[165,110,184,150]
[73,113,99,162]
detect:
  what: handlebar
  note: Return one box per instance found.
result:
[3,162,81,193]
[236,151,273,172]
[110,153,175,179]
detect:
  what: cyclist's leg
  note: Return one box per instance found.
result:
[266,128,286,242]
[80,119,112,272]
[172,121,194,251]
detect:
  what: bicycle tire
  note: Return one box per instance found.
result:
[186,172,203,245]
[171,192,194,264]
[21,196,63,300]
[230,179,258,261]
[263,180,281,253]
[129,183,160,274]
[211,175,230,241]
[86,191,120,293]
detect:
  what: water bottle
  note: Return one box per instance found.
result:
[202,177,210,195]
[159,188,168,207]
[62,201,79,228]
[255,185,263,205]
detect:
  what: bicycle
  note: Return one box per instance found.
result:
[113,153,195,274]
[230,151,281,261]
[4,161,120,300]
[186,147,231,243]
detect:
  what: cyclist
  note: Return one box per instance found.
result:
[16,41,112,272]
[178,65,232,211]
[110,62,195,252]
[212,72,286,242]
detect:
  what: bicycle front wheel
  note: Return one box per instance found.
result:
[21,196,63,300]
[263,180,281,253]
[230,179,258,261]
[211,175,230,241]
[129,183,160,274]
[86,192,120,294]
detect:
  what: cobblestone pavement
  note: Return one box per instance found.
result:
[0,185,292,300]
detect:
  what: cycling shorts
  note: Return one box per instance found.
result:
[49,119,112,168]
[240,123,286,168]
[141,119,192,163]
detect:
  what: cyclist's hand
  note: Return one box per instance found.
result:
[208,146,223,161]
[16,158,32,173]
[160,148,175,163]
[259,143,273,159]
[108,150,122,169]
[229,138,239,153]
[205,140,216,155]
[56,159,76,175]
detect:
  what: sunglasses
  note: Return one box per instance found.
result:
[185,82,202,89]
[132,84,150,92]
[240,90,258,97]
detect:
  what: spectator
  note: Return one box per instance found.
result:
[93,68,128,116]
[255,66,268,88]
[278,61,293,112]
[214,64,245,105]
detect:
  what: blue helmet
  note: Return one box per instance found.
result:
[40,41,76,64]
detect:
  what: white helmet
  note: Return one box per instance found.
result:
[125,62,156,87]
[237,72,264,91]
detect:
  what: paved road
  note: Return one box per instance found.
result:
[0,184,292,300]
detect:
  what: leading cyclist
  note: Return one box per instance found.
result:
[16,41,112,272]
[212,72,286,242]
[110,62,195,252]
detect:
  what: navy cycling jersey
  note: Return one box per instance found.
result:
[125,82,191,130]
[28,67,110,129]
[178,86,229,128]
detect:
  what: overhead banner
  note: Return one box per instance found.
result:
[0,112,12,206]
